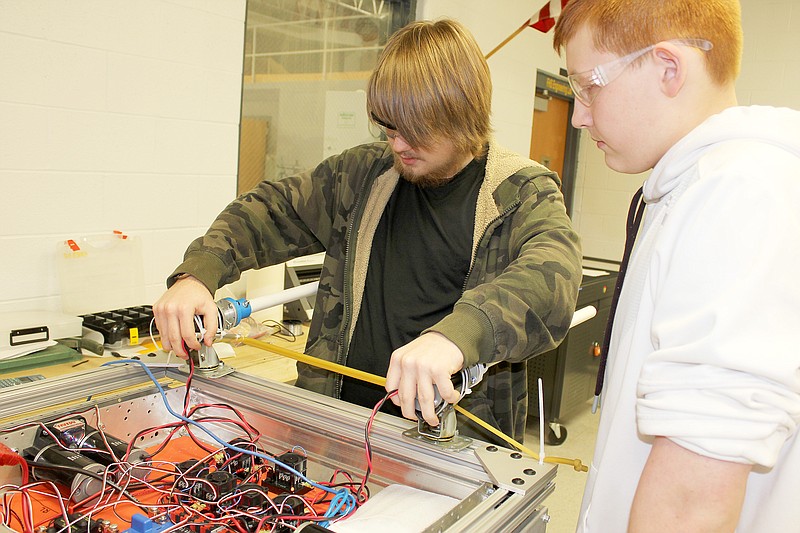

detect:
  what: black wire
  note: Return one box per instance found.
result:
[358,390,395,503]
[183,353,195,415]
[261,319,297,342]
[8,509,25,532]
[129,422,185,458]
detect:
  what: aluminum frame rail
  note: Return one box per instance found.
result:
[0,364,555,532]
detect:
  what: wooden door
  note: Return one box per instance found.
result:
[530,95,570,180]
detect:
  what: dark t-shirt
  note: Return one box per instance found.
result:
[342,157,485,412]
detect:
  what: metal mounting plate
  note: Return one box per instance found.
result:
[475,444,555,496]
[401,428,473,452]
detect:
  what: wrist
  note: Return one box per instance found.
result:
[168,272,199,289]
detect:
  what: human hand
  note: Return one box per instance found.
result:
[152,275,218,358]
[385,332,465,427]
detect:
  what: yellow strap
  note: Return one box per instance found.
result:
[238,337,587,472]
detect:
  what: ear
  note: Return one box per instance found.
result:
[652,43,687,98]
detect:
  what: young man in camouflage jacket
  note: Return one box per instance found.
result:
[154,19,581,444]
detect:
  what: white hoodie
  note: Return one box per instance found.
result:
[578,106,800,532]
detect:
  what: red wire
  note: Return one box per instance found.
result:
[0,442,28,485]
[356,390,397,504]
[19,489,34,533]
[1,354,373,530]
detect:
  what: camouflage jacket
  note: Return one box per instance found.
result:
[170,141,582,443]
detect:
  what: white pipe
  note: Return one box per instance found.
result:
[247,281,319,315]
[570,305,597,329]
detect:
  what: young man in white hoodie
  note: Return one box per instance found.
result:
[553,1,800,532]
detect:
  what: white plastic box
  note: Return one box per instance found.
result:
[0,310,82,349]
[56,233,145,315]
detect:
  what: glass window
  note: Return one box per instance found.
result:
[238,0,415,193]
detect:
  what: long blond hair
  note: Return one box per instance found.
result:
[367,19,492,155]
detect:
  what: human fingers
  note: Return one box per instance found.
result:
[153,293,196,357]
[153,300,171,352]
[385,348,402,400]
[413,379,440,426]
[433,370,460,405]
[386,345,419,417]
[155,276,217,356]
[395,346,435,422]
[198,300,219,347]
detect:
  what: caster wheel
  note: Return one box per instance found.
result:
[545,423,568,446]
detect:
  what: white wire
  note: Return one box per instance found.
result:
[149,316,164,352]
[538,377,546,465]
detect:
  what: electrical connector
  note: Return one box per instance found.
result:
[123,514,174,533]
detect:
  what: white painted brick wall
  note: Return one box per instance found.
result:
[1,0,796,315]
[0,0,245,314]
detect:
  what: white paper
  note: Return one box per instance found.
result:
[328,484,458,533]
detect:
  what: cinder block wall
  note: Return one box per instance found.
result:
[0,0,246,314]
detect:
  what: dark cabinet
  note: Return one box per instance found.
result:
[527,269,618,444]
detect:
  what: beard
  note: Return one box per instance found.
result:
[393,151,472,189]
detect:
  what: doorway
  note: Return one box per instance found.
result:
[530,70,579,217]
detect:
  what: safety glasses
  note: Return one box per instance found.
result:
[370,113,404,141]
[568,38,713,106]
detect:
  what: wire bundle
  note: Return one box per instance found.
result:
[0,359,379,532]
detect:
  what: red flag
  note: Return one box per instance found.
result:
[529,0,570,33]
[485,0,571,59]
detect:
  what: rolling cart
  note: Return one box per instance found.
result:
[528,259,619,445]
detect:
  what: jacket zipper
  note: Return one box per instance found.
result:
[334,175,372,399]
[462,199,521,293]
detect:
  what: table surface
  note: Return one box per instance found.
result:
[1,329,307,385]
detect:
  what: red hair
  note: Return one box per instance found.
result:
[553,0,742,85]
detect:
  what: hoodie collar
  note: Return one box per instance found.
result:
[643,106,800,203]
